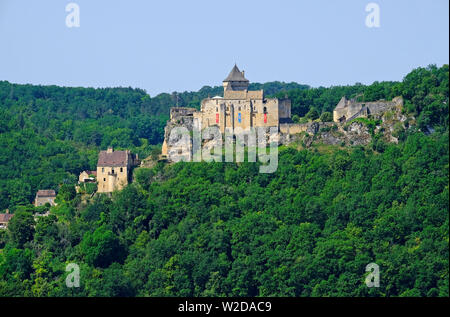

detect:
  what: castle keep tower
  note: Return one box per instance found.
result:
[161,65,292,159]
[194,64,291,134]
[222,64,249,94]
[96,147,139,193]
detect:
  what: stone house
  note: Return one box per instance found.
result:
[78,170,97,183]
[34,190,57,207]
[0,210,13,229]
[96,147,139,193]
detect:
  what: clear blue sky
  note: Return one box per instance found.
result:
[0,0,448,96]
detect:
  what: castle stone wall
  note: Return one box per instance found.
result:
[333,96,403,123]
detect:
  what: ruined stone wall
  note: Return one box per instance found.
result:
[278,99,291,119]
[170,107,197,120]
[279,123,309,134]
[333,107,348,122]
[366,96,403,116]
[333,96,403,122]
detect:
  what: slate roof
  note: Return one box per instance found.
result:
[0,213,13,223]
[97,150,129,167]
[223,64,249,82]
[36,190,56,197]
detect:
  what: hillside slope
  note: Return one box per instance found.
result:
[0,64,448,297]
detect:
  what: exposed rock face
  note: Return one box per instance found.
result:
[292,104,415,149]
[162,112,195,162]
[306,122,320,134]
[345,122,372,145]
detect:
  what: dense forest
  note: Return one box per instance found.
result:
[0,80,307,210]
[0,64,448,296]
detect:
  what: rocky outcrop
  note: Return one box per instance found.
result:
[160,99,414,162]
[161,112,195,161]
[285,102,415,149]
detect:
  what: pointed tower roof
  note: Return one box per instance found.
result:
[223,64,249,82]
[335,96,348,109]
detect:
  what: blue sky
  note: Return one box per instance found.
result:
[0,0,448,96]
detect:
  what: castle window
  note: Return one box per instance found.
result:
[120,167,123,172]
[103,178,106,181]
[102,168,104,172]
[263,107,267,114]
[112,169,115,174]
[238,106,241,111]
[216,107,218,112]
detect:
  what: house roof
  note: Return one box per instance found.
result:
[97,150,129,167]
[0,213,14,223]
[81,170,97,176]
[36,190,56,198]
[223,64,249,82]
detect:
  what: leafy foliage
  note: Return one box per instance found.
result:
[0,65,448,297]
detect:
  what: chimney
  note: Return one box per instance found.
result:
[242,70,245,77]
[107,147,113,153]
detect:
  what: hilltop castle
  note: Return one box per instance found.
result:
[161,66,405,161]
[161,65,292,157]
[194,64,292,132]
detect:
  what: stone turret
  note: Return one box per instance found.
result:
[223,64,249,93]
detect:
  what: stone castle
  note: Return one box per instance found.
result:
[161,65,405,161]
[161,65,292,158]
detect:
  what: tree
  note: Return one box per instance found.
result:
[320,111,333,122]
[306,107,319,121]
[56,184,76,203]
[7,211,35,248]
[80,225,126,268]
